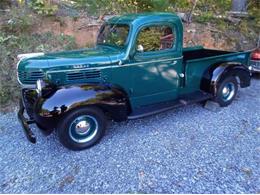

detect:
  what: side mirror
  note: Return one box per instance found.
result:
[129,44,144,60]
[137,45,144,53]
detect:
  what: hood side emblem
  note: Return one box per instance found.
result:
[73,64,89,69]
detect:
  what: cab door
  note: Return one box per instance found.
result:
[130,23,183,108]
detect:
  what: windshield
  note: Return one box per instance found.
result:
[97,24,130,48]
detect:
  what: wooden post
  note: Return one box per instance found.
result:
[232,0,247,12]
[229,0,248,17]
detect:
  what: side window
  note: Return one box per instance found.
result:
[136,25,175,52]
[97,24,129,47]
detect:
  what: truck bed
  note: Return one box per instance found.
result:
[183,47,233,61]
[180,46,251,93]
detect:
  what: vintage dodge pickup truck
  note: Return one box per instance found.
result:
[17,13,252,150]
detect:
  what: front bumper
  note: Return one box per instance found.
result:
[250,60,260,73]
[17,88,57,143]
[18,99,36,143]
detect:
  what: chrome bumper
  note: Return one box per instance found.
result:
[17,98,36,143]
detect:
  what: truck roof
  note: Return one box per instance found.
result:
[107,12,181,25]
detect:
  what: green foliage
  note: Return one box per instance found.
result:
[247,0,260,30]
[169,0,192,12]
[73,0,185,15]
[0,33,19,106]
[196,0,232,13]
[129,0,171,12]
[137,25,174,51]
[30,0,58,16]
[0,32,77,107]
[0,9,34,34]
[72,0,237,15]
[194,12,215,23]
[215,19,228,31]
[74,0,115,15]
[137,27,162,51]
[0,0,12,9]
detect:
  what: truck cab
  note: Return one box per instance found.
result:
[17,13,251,150]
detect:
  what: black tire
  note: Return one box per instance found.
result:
[57,107,107,150]
[214,76,238,107]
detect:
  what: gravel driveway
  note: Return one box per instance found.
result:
[0,78,259,193]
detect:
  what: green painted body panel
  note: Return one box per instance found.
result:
[182,51,251,94]
[17,12,251,110]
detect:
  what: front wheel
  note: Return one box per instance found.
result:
[57,107,107,150]
[214,76,238,107]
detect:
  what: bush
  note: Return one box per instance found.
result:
[0,32,77,108]
[248,0,260,30]
[194,12,215,23]
[30,0,58,16]
[0,9,34,34]
[73,0,191,15]
[0,0,12,9]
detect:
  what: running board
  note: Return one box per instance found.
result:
[128,91,213,120]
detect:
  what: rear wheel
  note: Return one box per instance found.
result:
[57,107,107,150]
[214,76,238,107]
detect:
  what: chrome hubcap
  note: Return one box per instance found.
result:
[222,82,235,102]
[69,115,98,143]
[75,121,91,135]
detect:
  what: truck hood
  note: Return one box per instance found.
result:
[46,46,123,69]
[18,45,124,72]
[17,45,125,85]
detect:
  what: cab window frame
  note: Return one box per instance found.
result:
[134,22,177,55]
[96,23,131,49]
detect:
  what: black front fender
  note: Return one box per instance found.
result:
[34,83,130,130]
[201,62,251,95]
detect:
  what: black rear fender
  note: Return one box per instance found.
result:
[201,62,251,95]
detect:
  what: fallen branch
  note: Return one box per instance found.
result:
[0,9,10,12]
[77,23,102,30]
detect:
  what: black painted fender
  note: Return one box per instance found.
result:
[201,62,251,95]
[34,83,130,132]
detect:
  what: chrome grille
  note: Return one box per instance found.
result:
[18,70,44,84]
[66,70,101,81]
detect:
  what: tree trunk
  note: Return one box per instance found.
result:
[187,0,198,23]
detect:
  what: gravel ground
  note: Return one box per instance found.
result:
[0,78,260,193]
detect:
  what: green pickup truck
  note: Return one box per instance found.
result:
[17,13,252,150]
